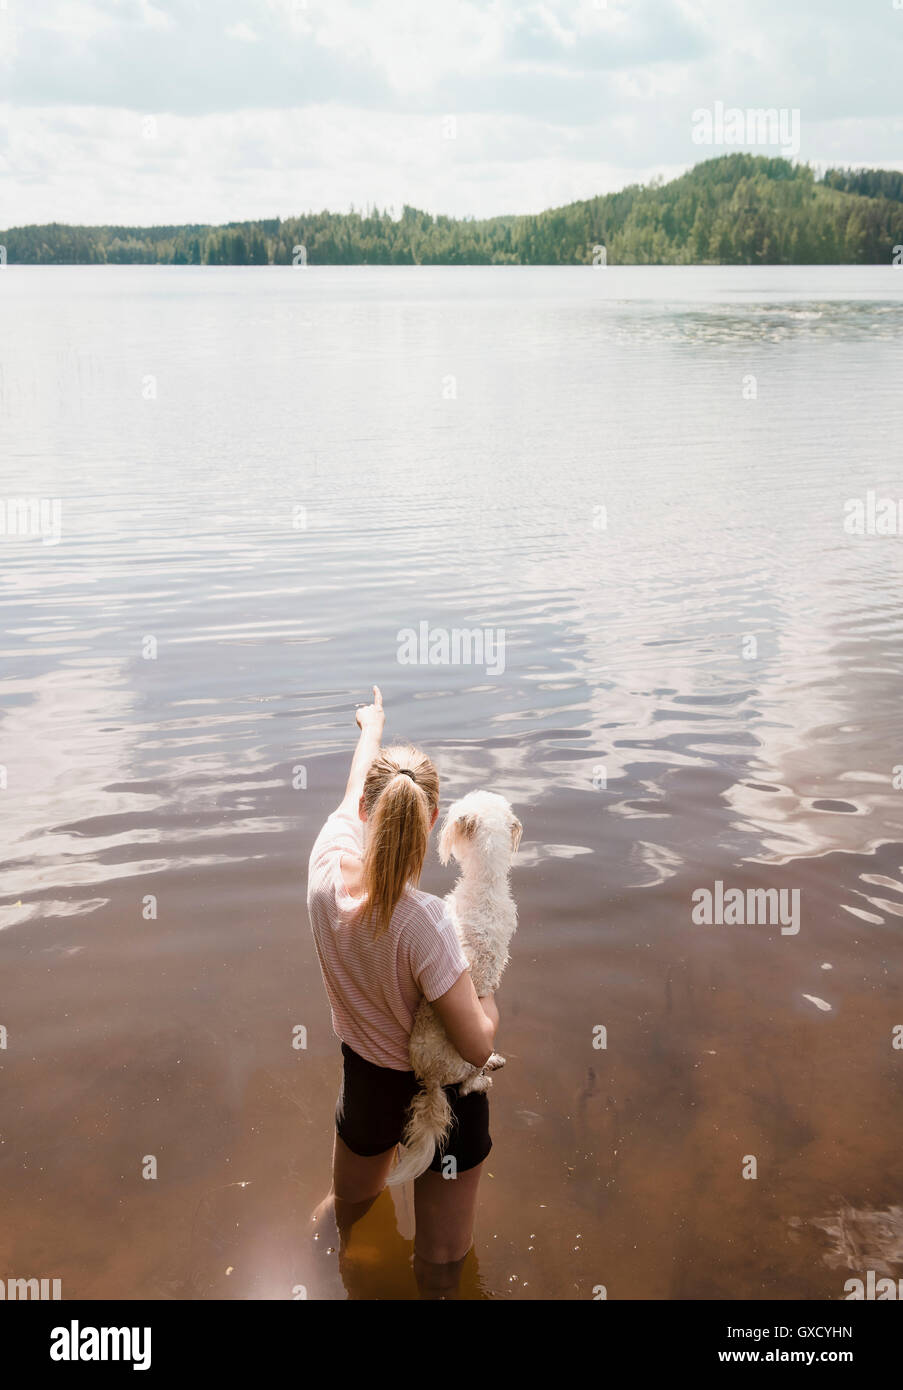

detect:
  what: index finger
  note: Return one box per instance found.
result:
[373,685,383,709]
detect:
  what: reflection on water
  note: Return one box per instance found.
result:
[1,266,902,1298]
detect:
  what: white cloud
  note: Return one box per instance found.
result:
[4,103,682,225]
[2,0,902,226]
[137,1,174,30]
[225,22,259,44]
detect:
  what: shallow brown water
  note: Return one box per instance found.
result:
[1,266,903,1299]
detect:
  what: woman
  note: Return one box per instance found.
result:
[308,686,499,1297]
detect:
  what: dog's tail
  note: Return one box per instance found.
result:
[386,1083,452,1186]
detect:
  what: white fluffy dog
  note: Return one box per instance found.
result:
[388,790,522,1186]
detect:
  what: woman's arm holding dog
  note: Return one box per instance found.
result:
[432,972,499,1069]
[477,991,499,1033]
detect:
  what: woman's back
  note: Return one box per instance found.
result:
[308,806,467,1070]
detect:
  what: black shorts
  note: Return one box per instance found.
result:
[335,1041,491,1174]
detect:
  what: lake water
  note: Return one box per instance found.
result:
[1,265,903,1299]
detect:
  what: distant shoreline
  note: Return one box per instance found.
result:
[3,155,903,268]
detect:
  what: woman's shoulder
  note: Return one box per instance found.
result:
[401,887,455,933]
[319,805,363,848]
[308,807,363,903]
[398,888,466,979]
[309,807,362,867]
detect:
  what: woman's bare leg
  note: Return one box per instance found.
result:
[312,1133,397,1248]
[333,1132,396,1203]
[412,1160,485,1299]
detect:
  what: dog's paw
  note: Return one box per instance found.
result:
[460,1072,492,1095]
[485,1052,506,1071]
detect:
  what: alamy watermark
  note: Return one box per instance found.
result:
[0,497,62,545]
[1,1276,62,1299]
[50,1322,151,1370]
[396,621,506,676]
[844,1271,903,1299]
[691,880,800,935]
[843,490,903,535]
[692,101,801,158]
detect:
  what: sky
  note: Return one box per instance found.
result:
[1,0,902,228]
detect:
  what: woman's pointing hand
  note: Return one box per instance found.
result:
[355,684,385,736]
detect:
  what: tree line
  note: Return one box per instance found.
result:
[4,155,903,266]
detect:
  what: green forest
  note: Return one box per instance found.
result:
[4,155,903,266]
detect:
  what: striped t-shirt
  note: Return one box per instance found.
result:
[307,806,469,1070]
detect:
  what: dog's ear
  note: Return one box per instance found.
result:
[439,810,478,865]
[510,815,523,853]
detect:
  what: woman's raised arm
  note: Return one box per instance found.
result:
[338,684,385,813]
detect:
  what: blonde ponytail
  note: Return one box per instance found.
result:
[359,745,439,936]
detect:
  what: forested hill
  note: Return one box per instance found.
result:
[4,156,903,266]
